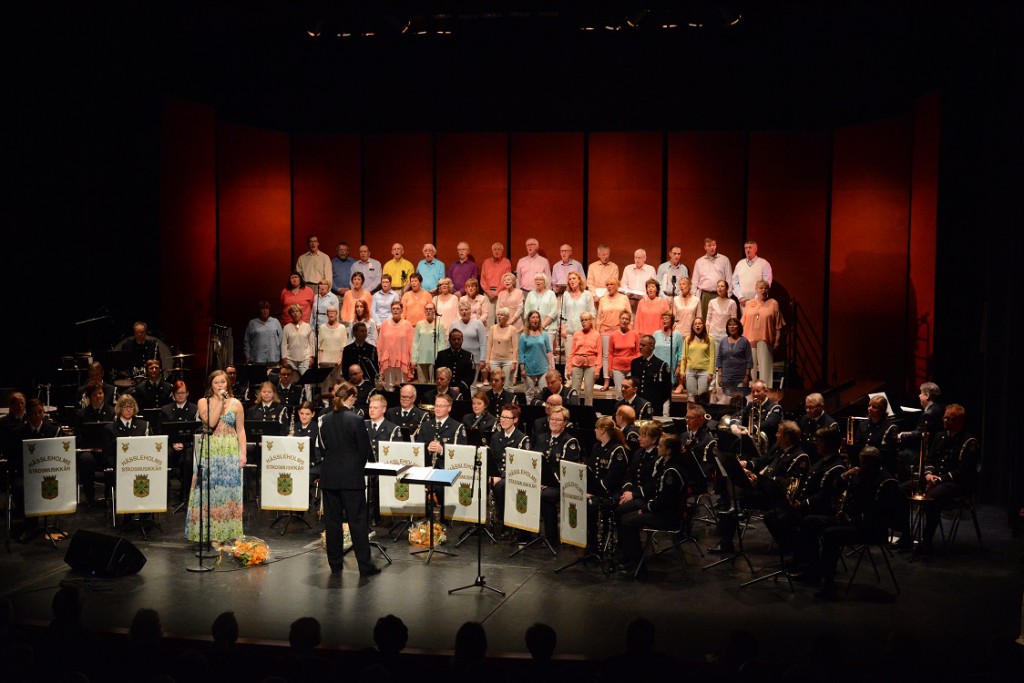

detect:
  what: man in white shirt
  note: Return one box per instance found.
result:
[691,237,733,318]
[313,280,341,329]
[351,244,383,294]
[731,240,773,313]
[657,244,689,300]
[296,234,332,288]
[515,237,551,295]
[620,248,658,311]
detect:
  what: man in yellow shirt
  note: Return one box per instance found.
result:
[382,242,415,292]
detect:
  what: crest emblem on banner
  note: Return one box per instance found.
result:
[265,441,274,451]
[516,489,528,514]
[508,452,515,464]
[532,458,538,469]
[277,473,293,496]
[297,442,304,452]
[41,476,58,500]
[569,503,578,528]
[28,443,36,454]
[122,442,129,453]
[458,483,472,506]
[395,480,410,501]
[133,475,150,498]
[412,447,420,457]
[578,468,584,480]
[448,449,455,461]
[382,445,390,457]
[63,441,71,452]
[155,442,163,452]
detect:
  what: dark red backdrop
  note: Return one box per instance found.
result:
[160,97,939,394]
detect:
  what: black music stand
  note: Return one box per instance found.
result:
[235,365,269,399]
[363,462,412,563]
[449,447,505,596]
[703,452,756,574]
[161,420,201,512]
[403,467,460,563]
[739,473,794,591]
[299,366,333,393]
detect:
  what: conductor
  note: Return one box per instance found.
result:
[317,382,381,577]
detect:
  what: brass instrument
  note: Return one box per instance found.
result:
[911,430,929,500]
[748,402,766,455]
[784,476,802,503]
[845,416,854,446]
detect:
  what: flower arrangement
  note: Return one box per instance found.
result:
[223,536,270,566]
[408,521,447,546]
[320,524,353,551]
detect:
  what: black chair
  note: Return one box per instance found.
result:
[945,461,983,552]
[845,478,901,596]
[633,509,702,579]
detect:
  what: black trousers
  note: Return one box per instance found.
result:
[322,487,373,573]
[617,510,676,565]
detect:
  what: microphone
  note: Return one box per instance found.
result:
[672,275,677,284]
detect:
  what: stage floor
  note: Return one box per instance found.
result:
[1,501,1020,667]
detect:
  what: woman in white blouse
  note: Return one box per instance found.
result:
[524,272,559,358]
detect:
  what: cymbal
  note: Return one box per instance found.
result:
[113,379,135,388]
[170,353,194,359]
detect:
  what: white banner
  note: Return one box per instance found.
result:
[23,437,77,518]
[115,436,169,514]
[503,447,542,534]
[559,460,588,548]
[446,444,487,524]
[378,441,426,516]
[260,436,310,512]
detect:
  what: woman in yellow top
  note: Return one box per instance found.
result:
[678,316,716,401]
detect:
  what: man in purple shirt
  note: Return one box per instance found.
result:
[448,241,479,296]
[550,243,585,296]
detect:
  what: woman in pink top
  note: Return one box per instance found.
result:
[608,311,640,400]
[280,271,314,325]
[340,271,373,323]
[566,312,602,406]
[634,278,670,336]
[595,278,631,391]
[496,272,524,332]
[401,273,433,326]
[433,277,461,329]
[672,276,702,336]
[740,280,785,389]
[460,277,489,323]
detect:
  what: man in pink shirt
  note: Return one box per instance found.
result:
[515,237,551,295]
[480,241,512,323]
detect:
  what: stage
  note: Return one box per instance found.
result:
[1,498,1020,670]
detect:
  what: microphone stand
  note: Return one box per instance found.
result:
[449,448,505,595]
[187,394,216,572]
[312,290,321,371]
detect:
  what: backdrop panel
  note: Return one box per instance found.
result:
[510,133,584,265]
[363,134,433,270]
[436,133,508,269]
[587,132,663,267]
[908,94,940,393]
[216,122,292,342]
[160,99,217,370]
[829,117,913,392]
[667,132,746,269]
[747,131,830,389]
[292,134,362,259]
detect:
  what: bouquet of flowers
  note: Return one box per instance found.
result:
[222,536,270,567]
[320,524,353,551]
[408,521,447,546]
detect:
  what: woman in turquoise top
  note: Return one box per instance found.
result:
[186,369,246,543]
[518,311,554,404]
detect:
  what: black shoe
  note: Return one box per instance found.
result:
[360,565,382,577]
[707,544,735,555]
[890,536,913,551]
[329,565,343,574]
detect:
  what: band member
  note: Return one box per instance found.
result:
[629,335,672,411]
[76,362,116,407]
[78,381,115,426]
[366,394,401,524]
[799,446,897,600]
[587,417,629,550]
[98,394,150,512]
[531,394,565,444]
[615,405,641,452]
[341,322,379,384]
[490,404,531,537]
[617,421,664,517]
[418,393,467,520]
[894,403,980,553]
[433,329,476,396]
[124,321,159,372]
[764,427,846,566]
[11,400,63,542]
[534,406,582,547]
[734,380,783,450]
[897,381,944,471]
[462,392,497,447]
[386,385,427,440]
[317,382,380,577]
[853,395,900,475]
[272,363,305,422]
[615,376,653,422]
[423,367,463,406]
[159,381,198,503]
[711,420,807,554]
[798,393,838,460]
[246,382,288,426]
[616,434,687,578]
[680,403,718,477]
[132,360,173,411]
[536,369,579,406]
[484,370,519,417]
[348,364,375,414]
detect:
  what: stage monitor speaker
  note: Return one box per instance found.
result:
[64,530,147,577]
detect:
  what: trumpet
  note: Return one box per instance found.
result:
[845,416,854,446]
[911,430,929,500]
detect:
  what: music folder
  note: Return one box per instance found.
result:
[400,467,461,487]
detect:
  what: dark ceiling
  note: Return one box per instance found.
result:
[22,1,1016,133]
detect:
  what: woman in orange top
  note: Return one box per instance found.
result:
[634,278,670,337]
[400,273,433,326]
[595,278,631,391]
[607,311,640,400]
[340,271,373,323]
[566,311,602,406]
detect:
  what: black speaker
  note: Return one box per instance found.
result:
[64,530,147,577]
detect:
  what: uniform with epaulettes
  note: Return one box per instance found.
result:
[853,417,899,474]
[764,451,845,561]
[418,417,467,467]
[798,413,838,460]
[491,428,531,528]
[533,428,582,544]
[741,397,783,448]
[617,445,660,517]
[386,405,427,440]
[485,389,519,416]
[616,395,653,422]
[537,385,580,406]
[629,353,672,411]
[617,452,687,571]
[588,440,629,499]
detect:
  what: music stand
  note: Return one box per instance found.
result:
[363,462,413,563]
[449,449,505,596]
[402,467,460,563]
[702,453,756,574]
[235,365,269,398]
[739,473,794,591]
[161,420,201,512]
[93,350,134,377]
[299,366,334,392]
